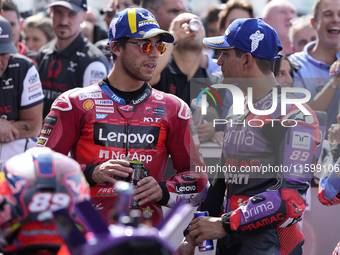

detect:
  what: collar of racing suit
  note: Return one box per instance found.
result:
[99,77,151,105]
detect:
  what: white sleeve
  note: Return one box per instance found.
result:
[82,61,108,87]
[21,65,44,107]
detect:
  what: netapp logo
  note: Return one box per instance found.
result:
[93,123,160,149]
[174,182,197,194]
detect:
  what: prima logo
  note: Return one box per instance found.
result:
[242,201,274,222]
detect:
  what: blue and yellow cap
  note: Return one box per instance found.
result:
[108,7,174,44]
[203,18,282,60]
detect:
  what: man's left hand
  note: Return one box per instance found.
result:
[133,176,163,206]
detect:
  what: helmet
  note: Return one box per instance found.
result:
[0,147,90,254]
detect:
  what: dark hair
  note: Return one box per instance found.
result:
[111,37,130,61]
[234,48,274,75]
[204,7,222,23]
[273,55,294,78]
[2,0,20,20]
[218,0,254,31]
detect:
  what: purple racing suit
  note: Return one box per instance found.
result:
[318,143,340,206]
[318,143,340,255]
[199,86,321,255]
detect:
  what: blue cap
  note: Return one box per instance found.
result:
[108,8,174,44]
[203,18,282,60]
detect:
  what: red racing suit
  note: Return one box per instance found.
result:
[37,80,208,225]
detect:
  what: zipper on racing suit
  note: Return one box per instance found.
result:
[125,121,129,157]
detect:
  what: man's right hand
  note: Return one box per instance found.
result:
[92,159,133,184]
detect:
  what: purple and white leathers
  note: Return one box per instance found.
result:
[53,181,193,255]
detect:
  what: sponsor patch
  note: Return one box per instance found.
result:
[37,138,48,146]
[83,100,94,111]
[143,117,161,123]
[40,126,54,137]
[174,181,197,195]
[118,105,135,112]
[8,63,19,68]
[93,123,160,149]
[28,83,41,92]
[292,131,311,150]
[143,104,165,116]
[131,92,148,105]
[29,92,42,100]
[230,195,250,210]
[96,106,114,113]
[28,74,39,84]
[91,70,105,79]
[95,100,113,105]
[96,114,108,119]
[98,187,116,195]
[154,93,163,101]
[99,150,153,163]
[141,206,154,219]
[2,78,13,89]
[44,116,58,126]
[79,92,102,100]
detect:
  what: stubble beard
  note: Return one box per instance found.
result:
[121,56,152,82]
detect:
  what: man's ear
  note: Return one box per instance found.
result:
[82,10,87,22]
[110,41,120,56]
[242,52,253,68]
[310,16,317,29]
[291,45,297,53]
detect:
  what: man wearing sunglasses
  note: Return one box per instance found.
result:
[96,0,141,66]
[38,7,209,226]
